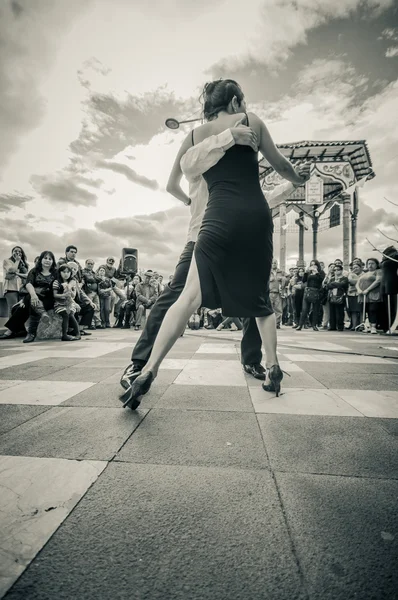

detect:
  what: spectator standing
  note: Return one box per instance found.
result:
[82,259,101,329]
[296,260,323,331]
[327,264,348,331]
[2,246,29,317]
[321,263,335,330]
[23,251,57,343]
[291,267,305,327]
[357,258,383,334]
[134,270,158,331]
[269,259,283,329]
[347,262,363,330]
[97,266,113,328]
[380,246,398,332]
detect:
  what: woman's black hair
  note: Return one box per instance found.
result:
[32,251,56,275]
[310,259,322,272]
[133,274,142,283]
[9,246,29,270]
[200,79,244,121]
[366,257,380,269]
[56,264,73,285]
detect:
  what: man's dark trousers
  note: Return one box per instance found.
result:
[131,241,263,367]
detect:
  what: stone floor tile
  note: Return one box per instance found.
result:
[36,366,121,383]
[0,380,95,406]
[258,414,398,478]
[196,343,238,354]
[3,463,306,600]
[118,409,268,469]
[249,387,363,416]
[157,384,253,411]
[0,455,106,598]
[174,359,247,386]
[332,389,398,418]
[0,405,51,434]
[276,472,398,600]
[63,382,168,408]
[0,406,148,460]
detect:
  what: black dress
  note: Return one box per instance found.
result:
[194,118,274,318]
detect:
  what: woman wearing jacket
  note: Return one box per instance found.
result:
[327,264,349,331]
[2,246,29,317]
[296,260,323,331]
[356,258,383,334]
[347,262,363,330]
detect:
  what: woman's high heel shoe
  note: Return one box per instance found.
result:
[121,371,154,410]
[262,365,290,397]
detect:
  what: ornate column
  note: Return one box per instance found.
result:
[279,202,287,272]
[342,193,351,270]
[312,208,319,260]
[297,211,305,267]
[351,189,359,261]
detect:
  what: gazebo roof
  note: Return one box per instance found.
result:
[259,140,374,182]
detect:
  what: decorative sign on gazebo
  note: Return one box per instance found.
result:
[305,174,323,205]
[258,140,374,269]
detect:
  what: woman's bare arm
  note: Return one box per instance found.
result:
[248,113,305,185]
[166,133,194,205]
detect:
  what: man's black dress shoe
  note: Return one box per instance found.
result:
[243,363,266,380]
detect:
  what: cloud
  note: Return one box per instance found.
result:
[30,173,98,207]
[0,192,33,212]
[70,87,193,159]
[0,0,92,177]
[96,160,159,190]
[386,47,398,57]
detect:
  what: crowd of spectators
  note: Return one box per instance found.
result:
[0,245,166,342]
[2,244,397,342]
[187,249,398,335]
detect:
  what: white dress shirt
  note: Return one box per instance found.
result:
[180,128,295,243]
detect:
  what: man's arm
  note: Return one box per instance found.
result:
[180,117,258,182]
[265,163,311,209]
[180,130,235,182]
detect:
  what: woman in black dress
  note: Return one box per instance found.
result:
[122,79,308,407]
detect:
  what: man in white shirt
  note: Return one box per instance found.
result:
[120,122,309,391]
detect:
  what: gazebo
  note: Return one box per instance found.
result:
[259,140,375,270]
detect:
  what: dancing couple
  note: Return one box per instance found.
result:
[120,79,310,408]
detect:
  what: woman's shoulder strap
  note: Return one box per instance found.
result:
[191,129,195,145]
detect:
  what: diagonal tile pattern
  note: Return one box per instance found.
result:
[0,326,397,598]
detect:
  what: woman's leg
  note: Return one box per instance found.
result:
[142,254,202,377]
[298,296,309,328]
[329,303,336,330]
[104,296,111,326]
[255,313,277,370]
[68,313,80,337]
[99,298,105,326]
[232,317,243,330]
[336,303,345,330]
[60,311,69,338]
[5,292,19,318]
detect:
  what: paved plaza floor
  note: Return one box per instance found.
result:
[0,327,397,599]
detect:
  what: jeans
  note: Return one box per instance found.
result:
[329,301,345,330]
[5,291,19,318]
[269,292,283,326]
[87,291,101,326]
[99,295,111,326]
[131,241,263,367]
[28,296,54,336]
[299,296,320,327]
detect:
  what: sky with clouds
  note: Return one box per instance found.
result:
[1,0,397,275]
